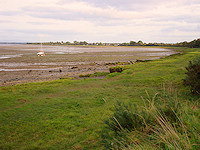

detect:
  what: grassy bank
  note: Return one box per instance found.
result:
[0,47,199,149]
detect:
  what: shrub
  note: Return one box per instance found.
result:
[101,101,147,149]
[104,101,147,132]
[183,56,200,94]
[100,88,198,149]
[109,66,124,73]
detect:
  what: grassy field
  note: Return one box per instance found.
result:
[0,47,199,149]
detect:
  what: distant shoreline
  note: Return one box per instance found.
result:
[0,42,27,44]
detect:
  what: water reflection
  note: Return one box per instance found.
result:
[0,54,23,59]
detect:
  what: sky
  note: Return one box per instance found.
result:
[0,0,200,43]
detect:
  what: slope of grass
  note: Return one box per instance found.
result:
[0,47,199,149]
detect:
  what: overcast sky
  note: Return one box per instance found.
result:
[0,0,199,43]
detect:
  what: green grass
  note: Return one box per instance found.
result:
[0,47,200,149]
[79,72,110,78]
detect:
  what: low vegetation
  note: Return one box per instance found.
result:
[79,72,110,78]
[105,61,132,66]
[0,47,199,149]
[109,66,124,73]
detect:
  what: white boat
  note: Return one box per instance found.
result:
[37,51,45,56]
[37,43,45,56]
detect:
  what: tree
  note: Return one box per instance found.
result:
[66,41,71,45]
[130,41,136,46]
[73,41,79,45]
[137,40,143,46]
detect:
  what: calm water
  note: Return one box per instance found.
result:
[0,44,173,55]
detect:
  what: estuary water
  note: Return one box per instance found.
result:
[0,44,176,71]
[0,44,174,55]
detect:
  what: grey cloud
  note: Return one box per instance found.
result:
[22,1,200,25]
[22,6,123,23]
[0,19,15,24]
[161,25,200,33]
[58,0,174,11]
[0,11,22,16]
[0,29,82,42]
[151,15,200,24]
[184,0,200,5]
[27,21,52,25]
[3,28,80,36]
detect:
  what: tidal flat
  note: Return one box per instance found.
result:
[0,44,176,86]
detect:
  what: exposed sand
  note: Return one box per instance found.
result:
[0,44,177,86]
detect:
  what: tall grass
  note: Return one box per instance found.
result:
[144,91,191,149]
[101,84,200,149]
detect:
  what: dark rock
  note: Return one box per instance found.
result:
[136,59,144,62]
[71,66,78,69]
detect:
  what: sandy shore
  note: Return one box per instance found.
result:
[0,44,177,86]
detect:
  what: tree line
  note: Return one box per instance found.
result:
[27,38,200,48]
[119,39,200,48]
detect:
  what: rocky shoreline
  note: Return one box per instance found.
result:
[0,44,177,86]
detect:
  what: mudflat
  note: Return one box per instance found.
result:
[0,44,176,86]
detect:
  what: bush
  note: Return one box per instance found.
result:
[109,66,124,73]
[100,88,199,149]
[183,56,200,94]
[101,101,147,149]
[104,101,147,132]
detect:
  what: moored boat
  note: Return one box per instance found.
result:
[37,43,45,56]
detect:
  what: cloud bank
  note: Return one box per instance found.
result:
[0,0,199,43]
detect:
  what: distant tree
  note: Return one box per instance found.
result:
[182,41,188,47]
[191,39,200,48]
[119,42,129,46]
[83,41,88,45]
[130,41,136,46]
[66,41,71,45]
[137,40,143,46]
[42,38,200,48]
[73,41,79,45]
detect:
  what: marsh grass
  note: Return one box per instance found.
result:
[101,85,200,149]
[79,72,110,78]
